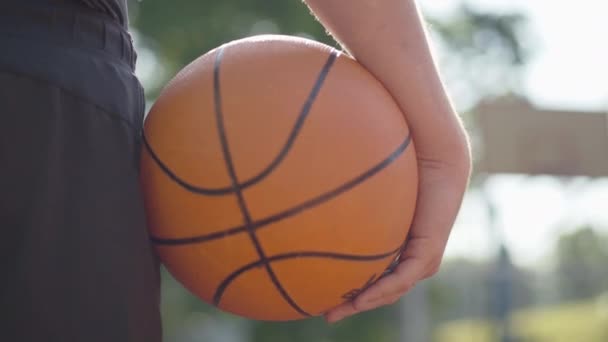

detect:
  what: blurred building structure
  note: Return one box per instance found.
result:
[475,96,608,177]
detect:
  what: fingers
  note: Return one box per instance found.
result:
[324,301,358,324]
[324,251,432,323]
[351,256,426,310]
[323,163,468,324]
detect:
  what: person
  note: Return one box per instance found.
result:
[0,0,470,341]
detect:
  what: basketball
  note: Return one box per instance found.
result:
[139,34,418,321]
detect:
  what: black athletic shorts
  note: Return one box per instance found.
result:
[0,3,162,341]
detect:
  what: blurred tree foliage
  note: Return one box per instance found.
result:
[249,306,400,342]
[127,1,532,341]
[128,0,530,103]
[128,0,336,98]
[427,4,530,107]
[429,257,536,323]
[555,226,608,301]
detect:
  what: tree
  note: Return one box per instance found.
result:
[428,4,530,109]
[554,226,608,301]
[129,1,531,106]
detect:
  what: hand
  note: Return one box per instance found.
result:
[303,0,473,323]
[324,145,471,323]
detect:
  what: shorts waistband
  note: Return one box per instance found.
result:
[0,3,136,70]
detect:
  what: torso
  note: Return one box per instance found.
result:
[33,0,128,27]
[77,0,127,26]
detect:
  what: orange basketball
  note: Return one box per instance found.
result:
[139,34,418,321]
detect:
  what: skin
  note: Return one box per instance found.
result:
[302,0,473,323]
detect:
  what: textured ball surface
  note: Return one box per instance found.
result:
[140,34,418,321]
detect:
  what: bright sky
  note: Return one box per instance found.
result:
[421,0,608,267]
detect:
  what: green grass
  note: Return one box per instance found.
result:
[435,295,608,342]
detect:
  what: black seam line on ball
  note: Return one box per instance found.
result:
[142,50,338,196]
[212,246,402,307]
[150,133,411,246]
[213,47,311,317]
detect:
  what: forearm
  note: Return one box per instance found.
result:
[304,0,470,166]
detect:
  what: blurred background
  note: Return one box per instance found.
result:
[127,0,608,341]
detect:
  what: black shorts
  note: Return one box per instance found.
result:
[0,3,161,341]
